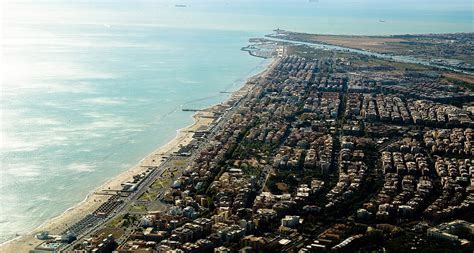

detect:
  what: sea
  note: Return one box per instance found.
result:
[1,0,473,244]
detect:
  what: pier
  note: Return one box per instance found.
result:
[181,108,202,112]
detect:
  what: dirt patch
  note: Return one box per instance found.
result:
[309,35,409,53]
[443,72,474,85]
[95,227,124,239]
[276,182,289,192]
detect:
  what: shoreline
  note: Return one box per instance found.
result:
[0,112,212,252]
[0,56,278,253]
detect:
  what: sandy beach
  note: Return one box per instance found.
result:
[0,56,278,253]
[0,109,215,253]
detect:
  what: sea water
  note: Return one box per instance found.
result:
[1,0,472,243]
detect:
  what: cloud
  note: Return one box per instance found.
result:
[176,78,201,84]
[81,97,128,105]
[2,80,99,96]
[66,162,95,172]
[20,117,62,126]
[2,163,42,178]
[0,134,45,152]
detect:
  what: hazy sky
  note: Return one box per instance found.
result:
[2,0,473,34]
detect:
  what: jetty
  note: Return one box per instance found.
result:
[181,108,202,112]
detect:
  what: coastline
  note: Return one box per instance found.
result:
[0,112,213,252]
[0,56,278,253]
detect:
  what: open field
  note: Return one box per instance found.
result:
[443,72,474,85]
[442,72,474,90]
[274,32,410,53]
[301,34,409,53]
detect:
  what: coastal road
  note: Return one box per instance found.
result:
[60,161,171,251]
